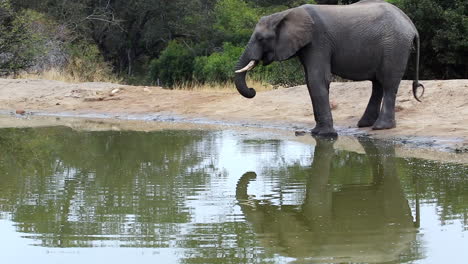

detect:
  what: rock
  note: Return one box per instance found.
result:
[110,88,121,96]
[67,89,83,98]
[295,130,307,136]
[84,97,105,102]
[455,147,468,153]
[330,100,338,110]
[15,109,26,115]
[84,97,121,102]
[143,87,151,93]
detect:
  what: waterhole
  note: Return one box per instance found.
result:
[0,126,466,263]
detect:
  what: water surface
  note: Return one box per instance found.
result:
[0,126,466,263]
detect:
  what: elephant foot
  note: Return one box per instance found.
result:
[357,117,377,128]
[311,126,338,138]
[372,119,396,130]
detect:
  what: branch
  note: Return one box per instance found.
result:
[83,4,126,32]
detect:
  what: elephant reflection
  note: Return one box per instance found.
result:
[236,138,418,263]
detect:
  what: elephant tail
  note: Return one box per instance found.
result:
[412,34,424,102]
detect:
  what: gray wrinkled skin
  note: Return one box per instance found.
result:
[234,0,424,137]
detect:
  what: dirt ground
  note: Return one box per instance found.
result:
[0,78,467,152]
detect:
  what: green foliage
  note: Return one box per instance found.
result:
[7,0,468,84]
[152,40,305,87]
[149,40,196,87]
[214,0,260,45]
[0,1,45,75]
[252,0,316,7]
[386,0,403,5]
[18,9,70,71]
[252,58,305,87]
[194,43,244,83]
[66,41,117,82]
[397,0,467,79]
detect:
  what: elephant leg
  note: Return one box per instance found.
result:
[372,45,411,130]
[302,137,335,222]
[358,80,383,127]
[373,78,401,130]
[307,79,337,137]
[300,50,337,137]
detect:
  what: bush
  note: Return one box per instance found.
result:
[194,43,244,83]
[193,42,305,87]
[251,58,305,87]
[214,0,259,45]
[149,40,196,87]
[21,9,69,72]
[0,1,45,76]
[397,0,467,79]
[0,3,115,82]
[66,41,118,82]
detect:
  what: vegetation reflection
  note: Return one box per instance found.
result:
[0,127,216,247]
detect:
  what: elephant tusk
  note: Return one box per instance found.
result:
[235,60,256,73]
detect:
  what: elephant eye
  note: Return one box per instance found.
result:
[257,33,274,44]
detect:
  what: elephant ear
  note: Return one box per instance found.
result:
[274,7,314,61]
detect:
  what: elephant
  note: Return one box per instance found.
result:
[235,137,419,262]
[315,0,338,4]
[234,0,424,137]
[315,0,359,5]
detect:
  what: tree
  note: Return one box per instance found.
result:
[399,0,467,79]
[0,0,45,76]
[5,0,467,82]
[149,40,196,87]
[194,42,244,83]
[214,0,259,45]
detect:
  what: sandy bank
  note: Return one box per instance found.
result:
[0,78,467,153]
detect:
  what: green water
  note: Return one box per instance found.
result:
[0,126,466,264]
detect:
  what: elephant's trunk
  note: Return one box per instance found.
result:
[236,172,257,201]
[234,50,257,99]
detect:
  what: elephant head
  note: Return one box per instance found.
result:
[234,7,314,98]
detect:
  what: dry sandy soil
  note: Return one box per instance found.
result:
[0,78,467,152]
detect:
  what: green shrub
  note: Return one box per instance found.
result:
[194,43,244,83]
[0,1,46,76]
[20,9,70,72]
[193,42,304,87]
[214,0,259,45]
[397,0,467,79]
[149,40,195,87]
[251,58,305,87]
[66,41,118,82]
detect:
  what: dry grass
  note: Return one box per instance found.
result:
[17,68,78,82]
[16,68,274,93]
[172,79,274,92]
[17,67,122,84]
